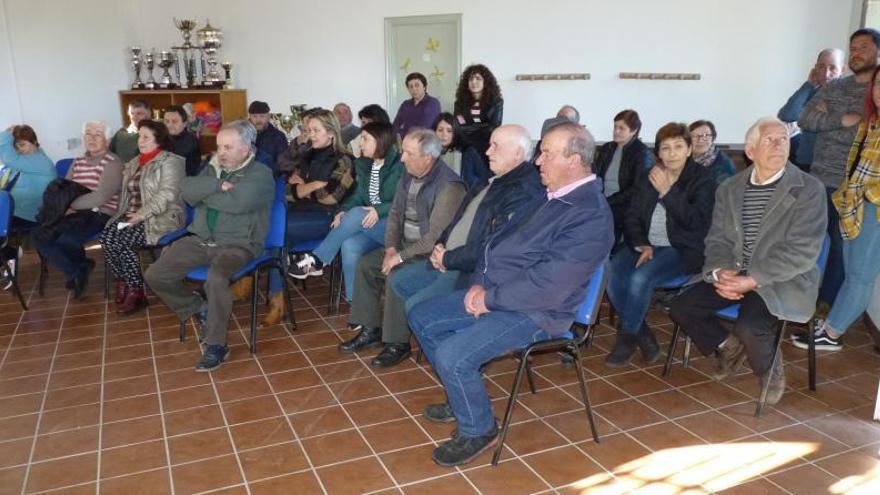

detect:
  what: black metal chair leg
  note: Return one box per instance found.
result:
[663,323,681,377]
[572,340,600,443]
[38,255,47,296]
[808,323,817,391]
[682,337,692,368]
[492,349,530,466]
[179,320,186,342]
[249,269,260,354]
[525,357,537,394]
[756,322,786,417]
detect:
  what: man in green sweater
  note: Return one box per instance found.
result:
[145,120,274,371]
[110,100,151,163]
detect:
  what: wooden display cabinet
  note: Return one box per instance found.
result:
[118,89,247,154]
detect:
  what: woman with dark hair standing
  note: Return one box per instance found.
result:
[101,120,185,314]
[594,109,653,242]
[453,64,503,188]
[688,119,736,186]
[393,72,442,138]
[605,122,714,367]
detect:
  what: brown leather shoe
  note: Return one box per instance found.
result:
[712,335,747,381]
[116,286,147,315]
[230,276,253,302]
[114,278,128,305]
[260,293,287,327]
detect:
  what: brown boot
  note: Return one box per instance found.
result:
[712,335,747,381]
[260,293,286,327]
[114,278,128,304]
[230,276,254,302]
[116,286,147,315]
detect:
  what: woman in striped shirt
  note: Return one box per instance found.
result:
[34,121,122,298]
[287,122,403,303]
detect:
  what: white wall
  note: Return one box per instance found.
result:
[0,0,864,160]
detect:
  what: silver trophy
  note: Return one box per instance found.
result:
[130,46,145,89]
[144,50,157,89]
[172,18,198,87]
[158,50,178,88]
[221,61,233,89]
[197,20,223,87]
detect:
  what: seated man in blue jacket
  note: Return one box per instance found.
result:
[408,122,614,467]
[389,124,543,318]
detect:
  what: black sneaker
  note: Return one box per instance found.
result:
[195,344,230,372]
[791,322,842,351]
[432,424,499,467]
[288,253,324,280]
[424,402,456,423]
[605,333,638,368]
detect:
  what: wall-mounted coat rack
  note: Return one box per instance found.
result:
[619,72,701,80]
[515,73,590,81]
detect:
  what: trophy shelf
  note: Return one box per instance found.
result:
[118,88,247,154]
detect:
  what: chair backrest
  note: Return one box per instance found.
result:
[573,259,611,327]
[275,176,286,203]
[264,198,287,250]
[0,191,11,238]
[185,204,195,224]
[55,158,74,178]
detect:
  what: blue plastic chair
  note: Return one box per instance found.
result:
[491,260,609,465]
[177,197,295,353]
[55,158,74,178]
[663,236,830,417]
[0,192,27,310]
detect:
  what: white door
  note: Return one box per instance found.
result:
[385,14,461,120]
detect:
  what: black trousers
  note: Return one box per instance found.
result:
[669,282,780,376]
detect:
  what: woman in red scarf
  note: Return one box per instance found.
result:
[100,120,185,314]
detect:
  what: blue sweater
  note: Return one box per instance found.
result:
[778,81,819,166]
[0,131,56,221]
[473,179,614,336]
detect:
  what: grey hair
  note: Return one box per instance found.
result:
[503,124,533,161]
[221,119,257,150]
[549,122,596,169]
[557,105,581,124]
[82,120,112,140]
[405,128,442,159]
[744,117,786,149]
[818,48,845,66]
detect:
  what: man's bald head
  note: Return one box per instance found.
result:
[486,124,533,176]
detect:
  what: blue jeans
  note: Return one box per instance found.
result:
[408,289,550,437]
[827,201,880,335]
[313,207,386,301]
[607,246,684,333]
[269,209,333,295]
[389,260,460,314]
[33,211,108,282]
[819,186,845,306]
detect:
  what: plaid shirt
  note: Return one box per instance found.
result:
[833,119,880,240]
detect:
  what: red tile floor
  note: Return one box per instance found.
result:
[1,250,880,494]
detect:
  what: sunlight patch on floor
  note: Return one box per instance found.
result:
[570,441,818,494]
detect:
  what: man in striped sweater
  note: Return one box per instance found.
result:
[35,121,122,297]
[670,117,827,405]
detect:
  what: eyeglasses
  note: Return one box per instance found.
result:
[690,133,713,140]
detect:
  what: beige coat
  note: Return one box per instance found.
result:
[113,150,185,244]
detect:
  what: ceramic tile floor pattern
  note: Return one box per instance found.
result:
[1,252,880,494]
